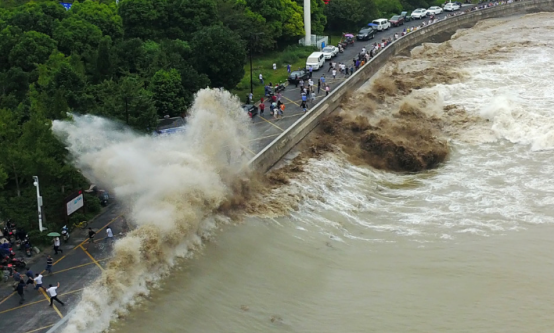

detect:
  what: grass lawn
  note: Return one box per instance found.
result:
[232,45,318,104]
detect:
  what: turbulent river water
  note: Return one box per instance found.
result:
[56,13,554,333]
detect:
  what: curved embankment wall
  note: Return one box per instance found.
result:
[249,0,554,172]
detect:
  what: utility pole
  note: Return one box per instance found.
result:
[32,176,47,232]
[125,96,129,125]
[248,33,264,95]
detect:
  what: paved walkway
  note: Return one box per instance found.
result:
[244,10,464,157]
[0,7,480,333]
[0,204,125,333]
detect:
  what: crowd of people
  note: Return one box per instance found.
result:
[248,0,522,121]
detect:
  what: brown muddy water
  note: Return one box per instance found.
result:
[56,13,554,333]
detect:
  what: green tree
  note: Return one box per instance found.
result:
[165,0,218,41]
[245,0,305,44]
[9,30,57,71]
[190,26,246,89]
[149,68,186,118]
[376,0,402,17]
[0,107,25,196]
[7,1,68,36]
[71,0,123,39]
[216,0,274,51]
[53,17,103,55]
[96,35,113,81]
[0,25,23,71]
[118,0,168,40]
[324,0,378,31]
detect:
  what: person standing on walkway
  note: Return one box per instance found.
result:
[25,268,34,287]
[16,279,25,304]
[34,273,45,291]
[325,85,331,96]
[328,62,333,73]
[259,102,265,115]
[47,283,65,307]
[45,255,53,275]
[106,226,114,243]
[53,237,63,255]
[317,79,321,94]
[332,68,337,79]
[310,90,316,102]
[86,228,96,251]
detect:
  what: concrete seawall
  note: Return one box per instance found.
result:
[249,0,554,172]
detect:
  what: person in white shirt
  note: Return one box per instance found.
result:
[332,69,337,79]
[47,282,65,307]
[272,63,276,70]
[106,226,114,243]
[259,73,264,84]
[53,237,63,255]
[34,273,45,291]
[361,47,366,54]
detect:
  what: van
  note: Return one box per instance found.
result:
[371,18,391,31]
[306,52,325,71]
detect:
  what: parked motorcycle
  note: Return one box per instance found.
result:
[275,82,286,93]
[2,256,26,268]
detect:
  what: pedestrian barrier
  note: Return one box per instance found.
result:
[249,0,554,173]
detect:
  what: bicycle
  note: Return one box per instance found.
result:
[72,220,88,230]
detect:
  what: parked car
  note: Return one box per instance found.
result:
[357,27,377,40]
[321,45,339,59]
[306,52,325,70]
[372,18,391,31]
[426,6,443,15]
[444,2,460,11]
[411,8,427,19]
[287,69,310,84]
[400,11,412,22]
[389,15,405,27]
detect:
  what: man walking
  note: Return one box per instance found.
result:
[45,255,53,275]
[25,268,34,287]
[86,228,96,251]
[106,226,114,243]
[46,282,65,307]
[16,279,25,304]
[53,237,63,255]
[34,273,45,291]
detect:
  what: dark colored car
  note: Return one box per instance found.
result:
[357,27,377,41]
[400,11,412,22]
[287,69,310,84]
[389,15,405,27]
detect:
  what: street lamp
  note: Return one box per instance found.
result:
[248,33,264,95]
[32,176,47,232]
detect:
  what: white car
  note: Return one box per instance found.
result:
[426,6,443,15]
[411,8,427,19]
[372,18,391,31]
[321,46,339,59]
[444,2,460,11]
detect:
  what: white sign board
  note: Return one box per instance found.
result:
[66,193,84,216]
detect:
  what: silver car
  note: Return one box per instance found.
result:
[411,8,427,19]
[322,46,338,59]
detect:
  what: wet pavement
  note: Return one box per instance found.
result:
[0,7,478,333]
[246,7,475,157]
[0,204,126,333]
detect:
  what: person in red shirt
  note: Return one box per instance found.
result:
[259,102,265,115]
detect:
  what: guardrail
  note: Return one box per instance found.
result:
[248,0,554,173]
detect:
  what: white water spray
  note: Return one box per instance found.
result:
[52,88,252,333]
